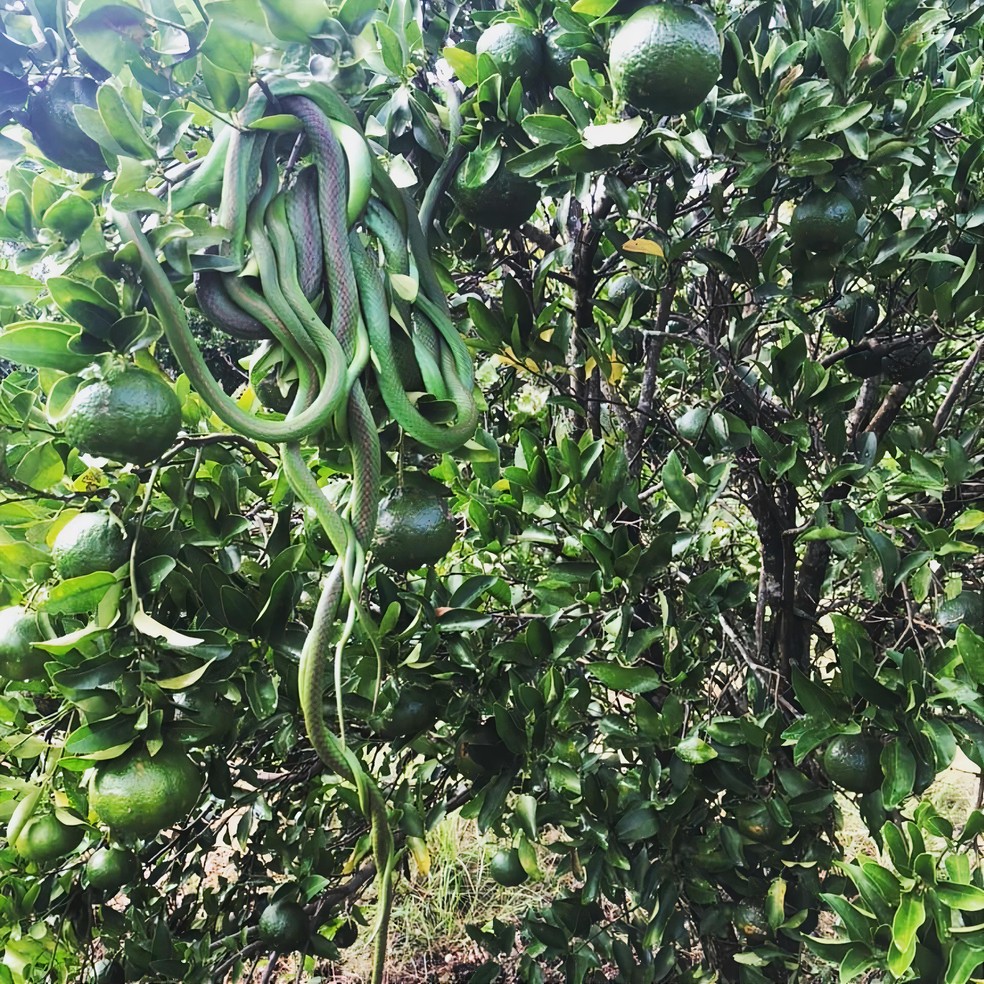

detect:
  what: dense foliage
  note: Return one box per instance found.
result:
[1,0,984,982]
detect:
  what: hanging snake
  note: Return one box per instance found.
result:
[109,75,476,984]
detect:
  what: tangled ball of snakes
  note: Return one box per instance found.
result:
[110,75,480,982]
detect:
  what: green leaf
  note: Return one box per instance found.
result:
[46,277,118,336]
[936,883,984,912]
[571,0,617,14]
[376,22,406,76]
[676,734,717,764]
[880,740,916,809]
[890,893,925,964]
[581,117,644,148]
[96,83,155,160]
[337,0,376,33]
[40,572,119,615]
[585,663,660,693]
[945,941,984,984]
[0,322,91,373]
[521,114,580,145]
[661,451,698,513]
[443,47,478,88]
[14,439,65,490]
[71,0,151,74]
[957,625,984,686]
[63,720,137,759]
[838,946,879,983]
[0,270,44,306]
[42,193,95,242]
[615,805,660,842]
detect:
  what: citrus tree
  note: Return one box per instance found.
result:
[1,0,984,982]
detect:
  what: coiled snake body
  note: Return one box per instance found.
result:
[110,76,476,984]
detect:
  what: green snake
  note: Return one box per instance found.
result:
[110,76,476,984]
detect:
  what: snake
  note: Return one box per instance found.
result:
[111,75,478,984]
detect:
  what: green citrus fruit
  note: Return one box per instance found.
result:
[882,342,933,383]
[736,805,783,844]
[27,75,106,173]
[789,191,857,253]
[608,3,721,115]
[843,349,883,378]
[169,688,237,748]
[675,407,711,441]
[258,899,310,952]
[0,606,48,682]
[822,734,882,794]
[476,23,543,85]
[544,27,579,84]
[452,156,540,231]
[254,368,298,414]
[454,722,511,781]
[373,689,438,739]
[64,366,182,466]
[824,293,879,341]
[88,744,203,840]
[85,846,137,893]
[608,274,653,314]
[332,919,358,948]
[733,900,769,941]
[14,812,84,863]
[51,512,128,579]
[936,592,984,637]
[490,847,529,886]
[372,489,456,571]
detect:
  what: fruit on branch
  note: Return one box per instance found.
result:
[63,365,182,466]
[51,511,128,579]
[608,3,722,115]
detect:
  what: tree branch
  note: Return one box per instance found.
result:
[932,339,984,439]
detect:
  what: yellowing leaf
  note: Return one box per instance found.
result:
[494,347,540,373]
[623,238,664,258]
[133,603,203,647]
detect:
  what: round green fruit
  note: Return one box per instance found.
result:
[14,812,84,863]
[0,606,48,682]
[733,900,769,941]
[452,155,540,231]
[64,366,182,466]
[88,744,203,840]
[882,342,933,383]
[475,23,543,86]
[544,27,582,84]
[843,349,883,379]
[27,75,105,172]
[824,293,879,341]
[454,722,511,781]
[332,919,358,948]
[608,274,653,314]
[372,489,456,572]
[608,3,722,115]
[373,689,438,739]
[822,734,883,794]
[736,805,783,844]
[935,592,984,637]
[52,512,128,579]
[85,846,137,894]
[490,847,529,886]
[258,899,310,952]
[789,191,857,253]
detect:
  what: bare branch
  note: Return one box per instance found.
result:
[932,339,984,439]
